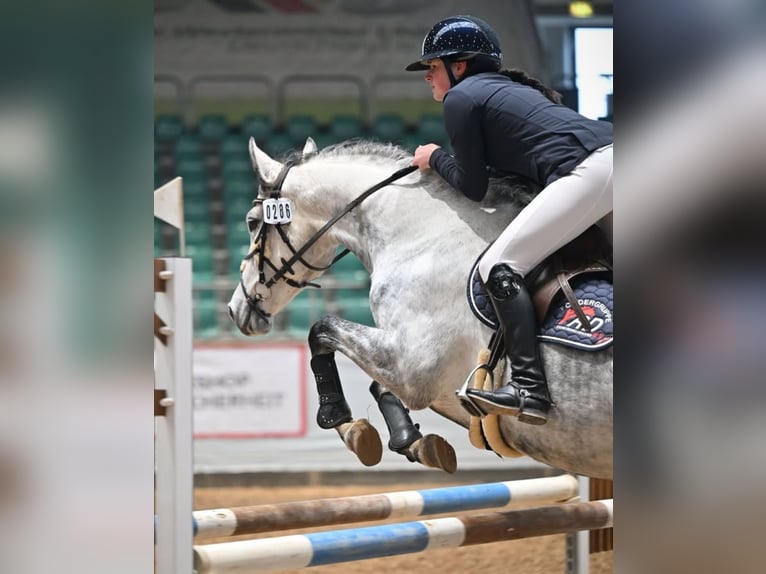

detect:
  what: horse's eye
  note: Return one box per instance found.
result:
[247,218,260,233]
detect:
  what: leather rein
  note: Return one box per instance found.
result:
[239,162,418,319]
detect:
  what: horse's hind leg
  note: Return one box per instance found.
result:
[370,381,456,474]
[310,352,383,466]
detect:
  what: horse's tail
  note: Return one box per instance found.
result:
[498,69,563,104]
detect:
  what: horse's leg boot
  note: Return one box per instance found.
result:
[369,380,422,455]
[466,263,552,425]
[311,353,353,429]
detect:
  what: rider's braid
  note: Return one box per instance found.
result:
[498,69,563,104]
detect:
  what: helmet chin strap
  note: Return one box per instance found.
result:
[441,57,459,87]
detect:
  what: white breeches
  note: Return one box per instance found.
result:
[479,144,613,280]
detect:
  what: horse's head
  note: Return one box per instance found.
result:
[227,138,338,335]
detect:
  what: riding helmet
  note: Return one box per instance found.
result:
[405,15,502,71]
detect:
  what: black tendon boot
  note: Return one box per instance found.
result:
[311,353,353,429]
[466,263,552,424]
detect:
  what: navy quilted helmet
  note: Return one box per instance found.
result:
[405,15,502,72]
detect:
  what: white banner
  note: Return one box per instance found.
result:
[192,343,307,438]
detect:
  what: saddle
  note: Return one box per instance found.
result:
[529,225,612,333]
[468,225,613,351]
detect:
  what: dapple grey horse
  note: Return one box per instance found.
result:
[228,137,612,479]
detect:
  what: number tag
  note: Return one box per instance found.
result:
[262,198,293,224]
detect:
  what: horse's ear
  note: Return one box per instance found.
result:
[249,137,283,183]
[302,137,318,158]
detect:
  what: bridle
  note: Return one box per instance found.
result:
[238,160,418,321]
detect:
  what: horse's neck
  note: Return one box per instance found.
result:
[299,160,424,266]
[299,158,512,273]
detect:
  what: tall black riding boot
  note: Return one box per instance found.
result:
[466,263,552,425]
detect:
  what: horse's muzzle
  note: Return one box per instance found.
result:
[227,301,272,336]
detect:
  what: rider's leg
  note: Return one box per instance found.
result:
[468,263,551,422]
[470,145,613,424]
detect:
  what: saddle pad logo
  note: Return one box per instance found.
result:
[539,278,613,350]
[466,259,613,352]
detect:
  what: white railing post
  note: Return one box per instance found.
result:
[154,257,194,574]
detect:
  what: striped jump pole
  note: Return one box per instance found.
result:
[193,474,579,540]
[193,499,613,574]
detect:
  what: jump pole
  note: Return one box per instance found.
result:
[193,499,613,574]
[193,474,580,540]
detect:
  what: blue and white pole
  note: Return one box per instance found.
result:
[193,474,580,540]
[193,499,613,574]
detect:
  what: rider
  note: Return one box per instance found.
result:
[407,15,613,425]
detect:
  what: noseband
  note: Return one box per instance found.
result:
[239,160,417,320]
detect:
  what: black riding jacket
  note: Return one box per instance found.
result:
[429,72,613,202]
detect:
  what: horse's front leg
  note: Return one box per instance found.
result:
[308,319,383,467]
[309,348,383,467]
[309,316,456,473]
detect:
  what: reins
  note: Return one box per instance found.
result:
[240,163,417,315]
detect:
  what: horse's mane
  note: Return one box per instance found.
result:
[285,139,536,210]
[282,139,411,167]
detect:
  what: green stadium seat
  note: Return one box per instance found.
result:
[197,114,229,141]
[192,270,216,287]
[154,219,177,252]
[204,150,222,166]
[183,199,211,224]
[401,133,422,154]
[154,220,162,249]
[155,115,184,142]
[157,155,176,184]
[195,296,221,337]
[175,135,203,159]
[372,114,406,144]
[311,133,337,149]
[176,157,206,182]
[222,157,254,180]
[285,115,318,146]
[182,179,207,202]
[417,114,448,145]
[228,243,252,277]
[220,135,250,160]
[242,114,274,142]
[223,177,256,202]
[265,133,295,157]
[184,221,211,247]
[224,197,254,225]
[186,244,214,267]
[330,115,363,141]
[226,220,249,248]
[286,290,325,332]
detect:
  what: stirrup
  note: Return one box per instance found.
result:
[456,363,495,418]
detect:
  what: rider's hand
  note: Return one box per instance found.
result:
[412,143,441,170]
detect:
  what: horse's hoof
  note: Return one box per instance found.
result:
[410,434,457,474]
[337,419,383,467]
